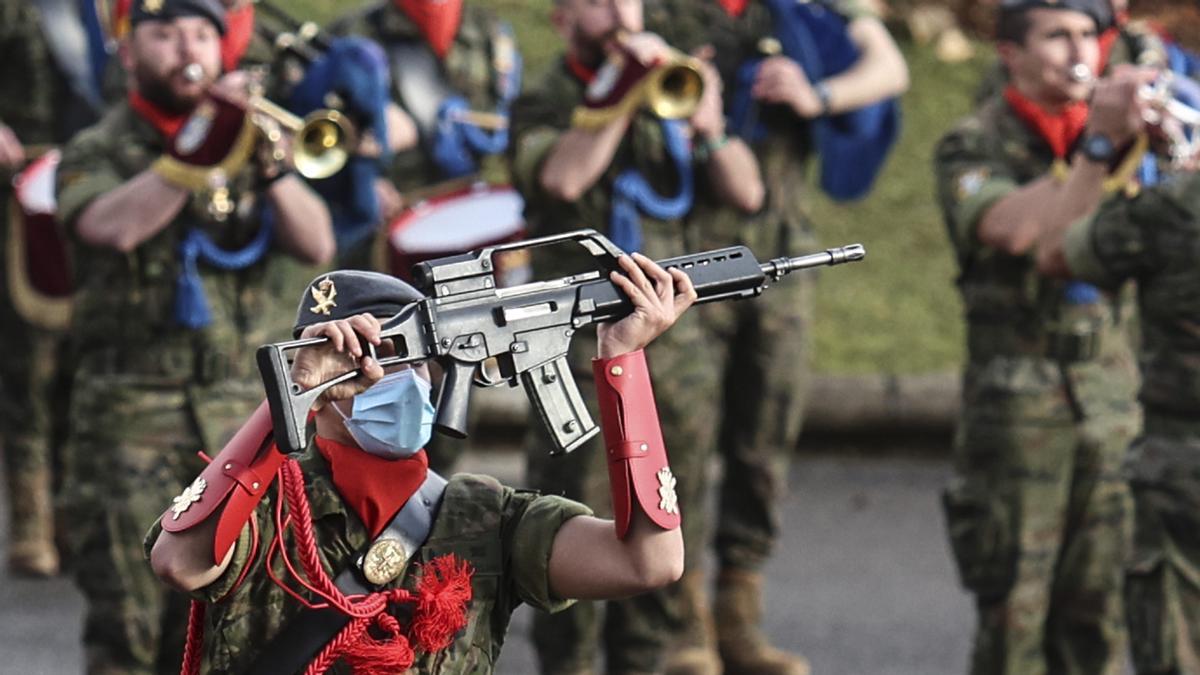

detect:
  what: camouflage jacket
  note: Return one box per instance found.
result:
[1063,170,1200,430]
[331,2,518,191]
[0,0,99,148]
[934,94,1139,419]
[146,439,591,674]
[644,0,874,253]
[55,100,302,388]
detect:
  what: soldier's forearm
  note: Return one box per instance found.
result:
[266,175,336,265]
[704,137,764,213]
[75,170,188,253]
[1036,157,1109,276]
[539,120,629,202]
[821,18,910,114]
[977,174,1060,255]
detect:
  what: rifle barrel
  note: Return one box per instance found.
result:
[762,244,865,278]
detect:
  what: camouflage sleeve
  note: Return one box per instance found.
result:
[0,0,55,141]
[509,65,572,203]
[507,492,593,613]
[55,125,123,231]
[933,122,1019,261]
[1063,185,1192,290]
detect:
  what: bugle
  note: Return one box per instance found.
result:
[248,97,356,180]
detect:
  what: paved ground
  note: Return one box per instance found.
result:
[0,446,976,675]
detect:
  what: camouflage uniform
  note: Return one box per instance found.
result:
[510,58,723,674]
[933,95,1140,675]
[55,101,313,674]
[1059,169,1200,674]
[0,0,102,576]
[143,436,592,675]
[330,2,519,474]
[646,0,873,578]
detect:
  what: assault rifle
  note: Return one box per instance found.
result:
[257,229,864,455]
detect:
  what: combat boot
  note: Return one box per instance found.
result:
[664,570,722,675]
[715,568,809,675]
[5,465,60,577]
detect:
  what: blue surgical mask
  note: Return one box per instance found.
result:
[335,368,436,459]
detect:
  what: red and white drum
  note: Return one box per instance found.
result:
[387,183,530,287]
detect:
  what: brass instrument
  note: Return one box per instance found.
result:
[1139,71,1200,168]
[644,54,705,120]
[248,97,356,180]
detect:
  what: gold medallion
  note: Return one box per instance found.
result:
[170,477,207,520]
[142,0,163,13]
[657,467,678,515]
[362,538,407,586]
[309,276,338,315]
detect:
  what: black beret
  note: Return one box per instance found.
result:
[293,270,425,338]
[999,0,1113,29]
[130,0,226,36]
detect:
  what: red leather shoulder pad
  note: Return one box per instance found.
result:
[593,350,680,539]
[160,400,283,564]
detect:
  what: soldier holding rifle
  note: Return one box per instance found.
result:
[53,0,334,670]
[934,1,1141,673]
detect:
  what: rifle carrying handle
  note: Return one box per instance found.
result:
[521,355,599,455]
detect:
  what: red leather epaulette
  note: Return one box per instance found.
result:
[160,400,283,564]
[593,350,680,539]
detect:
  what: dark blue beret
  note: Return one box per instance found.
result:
[130,0,226,36]
[999,0,1112,29]
[293,270,425,337]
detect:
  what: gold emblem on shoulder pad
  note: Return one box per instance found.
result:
[170,477,207,520]
[309,276,338,315]
[657,467,678,515]
[361,538,407,586]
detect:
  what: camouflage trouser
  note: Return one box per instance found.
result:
[526,309,721,674]
[709,273,811,572]
[61,372,261,675]
[942,377,1136,675]
[1123,426,1200,675]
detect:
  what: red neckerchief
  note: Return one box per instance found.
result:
[314,435,429,538]
[221,3,256,72]
[1003,85,1089,159]
[395,0,463,59]
[128,90,188,139]
[566,53,597,85]
[717,0,749,17]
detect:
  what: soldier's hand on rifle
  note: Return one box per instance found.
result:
[689,45,726,141]
[0,122,25,170]
[753,55,822,119]
[292,314,387,409]
[597,253,697,359]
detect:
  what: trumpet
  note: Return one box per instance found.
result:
[1138,71,1200,167]
[572,37,706,129]
[248,97,356,180]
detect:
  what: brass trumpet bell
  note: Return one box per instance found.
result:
[250,98,356,180]
[294,111,354,180]
[645,57,705,120]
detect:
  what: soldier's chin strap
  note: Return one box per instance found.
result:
[593,350,681,539]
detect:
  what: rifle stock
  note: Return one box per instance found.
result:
[256,229,864,455]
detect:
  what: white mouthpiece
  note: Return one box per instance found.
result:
[182,64,204,83]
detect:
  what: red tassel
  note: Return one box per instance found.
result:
[341,613,417,675]
[410,555,474,652]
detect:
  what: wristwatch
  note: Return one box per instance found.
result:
[1079,133,1118,164]
[814,80,833,117]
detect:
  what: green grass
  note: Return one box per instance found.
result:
[286,1,988,374]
